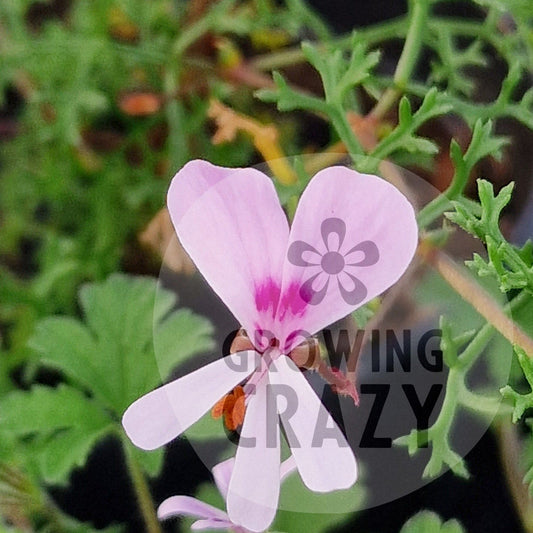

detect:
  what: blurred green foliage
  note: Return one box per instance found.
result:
[0,0,532,531]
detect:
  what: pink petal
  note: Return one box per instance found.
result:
[212,457,235,500]
[191,519,234,530]
[269,355,357,492]
[157,495,228,522]
[227,376,280,532]
[122,351,259,450]
[168,160,289,341]
[277,167,418,350]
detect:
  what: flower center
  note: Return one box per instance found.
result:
[321,251,345,275]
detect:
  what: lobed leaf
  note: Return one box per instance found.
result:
[29,274,215,415]
[399,511,465,533]
[0,385,114,485]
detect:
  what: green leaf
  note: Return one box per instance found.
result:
[0,384,114,485]
[257,32,380,116]
[23,274,214,480]
[154,309,216,380]
[501,346,533,423]
[429,28,487,96]
[370,89,452,161]
[29,274,215,415]
[399,511,465,533]
[256,71,328,114]
[335,37,381,101]
[401,271,514,479]
[446,179,533,293]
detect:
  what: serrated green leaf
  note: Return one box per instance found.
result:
[371,89,451,161]
[154,309,215,380]
[256,71,327,114]
[0,385,114,485]
[29,274,215,415]
[402,136,439,155]
[501,347,533,422]
[28,317,118,409]
[446,179,533,294]
[398,96,413,125]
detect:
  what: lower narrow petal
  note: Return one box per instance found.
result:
[122,351,259,450]
[191,519,234,530]
[212,457,235,500]
[269,355,357,492]
[227,375,280,533]
[157,495,228,522]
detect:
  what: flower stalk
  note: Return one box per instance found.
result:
[122,439,162,533]
[418,240,533,358]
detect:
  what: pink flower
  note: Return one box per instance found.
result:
[122,160,418,532]
[158,456,296,532]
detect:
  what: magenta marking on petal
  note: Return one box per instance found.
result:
[277,281,308,321]
[254,277,281,318]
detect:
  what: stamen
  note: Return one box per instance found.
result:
[288,337,321,369]
[230,328,254,353]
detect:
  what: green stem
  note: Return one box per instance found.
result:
[417,290,530,477]
[417,191,454,230]
[123,439,162,533]
[417,162,468,229]
[370,0,430,120]
[329,106,364,156]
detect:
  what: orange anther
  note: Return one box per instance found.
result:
[211,386,246,431]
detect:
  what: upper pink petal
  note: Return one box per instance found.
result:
[276,167,418,350]
[227,375,280,532]
[122,351,259,450]
[157,495,228,522]
[269,355,357,492]
[168,160,289,341]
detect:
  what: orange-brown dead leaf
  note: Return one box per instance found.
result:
[138,208,196,274]
[119,92,161,117]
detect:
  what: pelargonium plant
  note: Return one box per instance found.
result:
[122,159,418,531]
[1,1,533,533]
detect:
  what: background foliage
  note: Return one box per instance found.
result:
[0,0,532,531]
